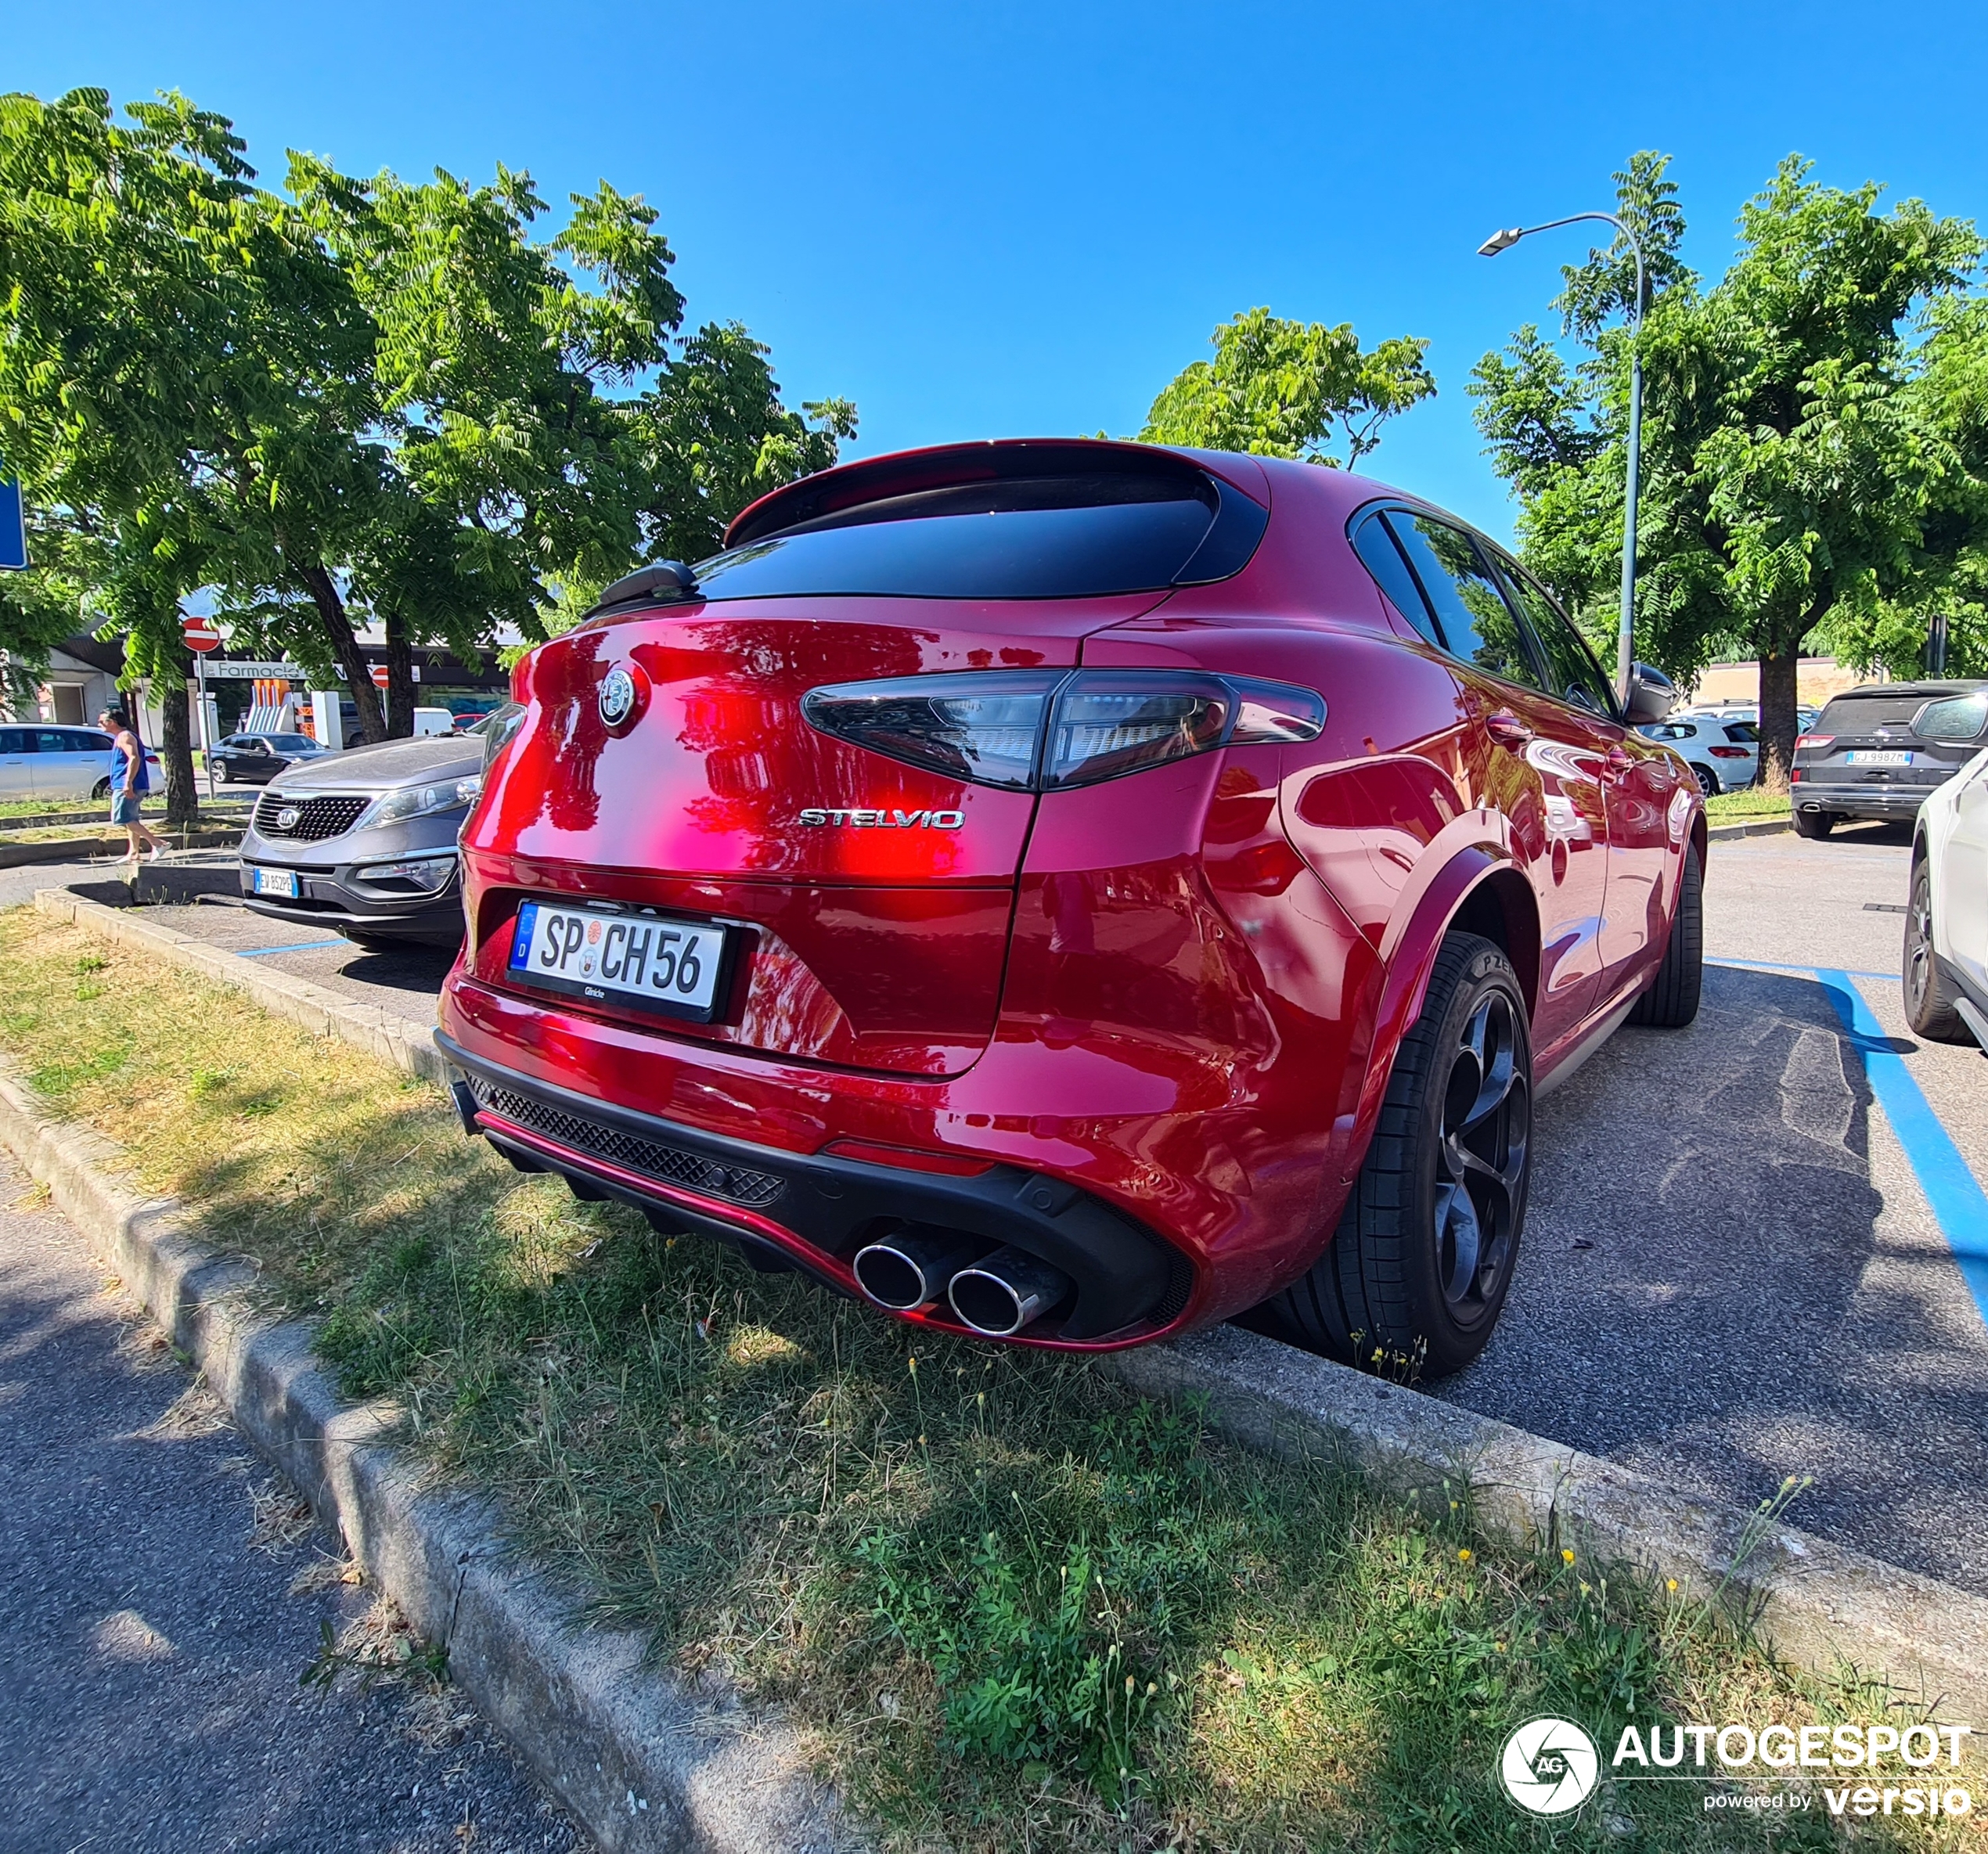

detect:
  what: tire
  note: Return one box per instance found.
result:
[1903,858,1970,1042]
[1628,844,1702,1028]
[214,761,232,784]
[1792,808,1835,840]
[91,777,110,801]
[1691,762,1720,797]
[1257,933,1531,1378]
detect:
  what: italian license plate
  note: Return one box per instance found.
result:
[1846,749,1911,765]
[251,866,300,898]
[509,900,732,1021]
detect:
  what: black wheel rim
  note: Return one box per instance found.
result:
[1435,991,1529,1317]
[1905,876,1932,1015]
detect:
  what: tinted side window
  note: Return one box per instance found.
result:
[1496,564,1615,717]
[1384,513,1542,692]
[1723,722,1759,744]
[1350,510,1441,649]
[0,729,31,753]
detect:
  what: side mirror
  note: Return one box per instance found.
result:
[1623,662,1677,724]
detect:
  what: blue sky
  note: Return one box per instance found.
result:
[15,0,1988,540]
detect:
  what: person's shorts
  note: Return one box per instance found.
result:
[110,794,144,826]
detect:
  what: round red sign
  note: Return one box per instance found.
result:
[182,618,221,653]
[370,664,391,688]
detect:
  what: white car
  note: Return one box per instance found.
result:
[1906,704,1988,1049]
[0,723,162,801]
[1637,713,1759,795]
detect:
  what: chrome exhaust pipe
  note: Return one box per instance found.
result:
[852,1227,984,1312]
[947,1245,1073,1337]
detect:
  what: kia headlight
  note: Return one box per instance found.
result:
[362,776,484,830]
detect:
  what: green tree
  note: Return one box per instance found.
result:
[1140,307,1434,467]
[1472,153,1982,780]
[2,88,857,765]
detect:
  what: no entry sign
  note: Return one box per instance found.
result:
[370,664,391,688]
[182,617,222,653]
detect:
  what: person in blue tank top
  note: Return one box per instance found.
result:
[99,707,164,862]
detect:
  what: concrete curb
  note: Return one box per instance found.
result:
[1705,816,1792,842]
[1108,1331,1988,1722]
[33,880,1988,1727]
[0,1065,854,1854]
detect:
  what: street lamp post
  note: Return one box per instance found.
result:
[1479,214,1648,706]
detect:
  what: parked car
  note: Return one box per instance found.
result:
[1637,714,1759,794]
[239,733,483,947]
[0,725,161,801]
[1905,706,1988,1049]
[1791,680,1988,837]
[211,731,326,785]
[438,439,1704,1374]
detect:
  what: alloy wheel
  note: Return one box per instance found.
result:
[1905,873,1934,1017]
[1435,991,1529,1315]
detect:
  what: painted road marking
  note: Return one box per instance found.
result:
[1709,956,1988,1327]
[1709,956,1899,985]
[239,940,345,957]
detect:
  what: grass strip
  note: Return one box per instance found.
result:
[0,905,1961,1852]
[1705,789,1792,821]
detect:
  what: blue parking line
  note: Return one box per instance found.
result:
[1708,954,1988,1324]
[1709,955,1900,984]
[239,940,344,957]
[1813,968,1988,1327]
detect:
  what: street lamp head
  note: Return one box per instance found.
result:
[1478,227,1525,257]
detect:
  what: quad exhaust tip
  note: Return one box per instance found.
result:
[852,1227,985,1312]
[947,1245,1075,1337]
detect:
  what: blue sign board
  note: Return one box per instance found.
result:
[0,479,24,571]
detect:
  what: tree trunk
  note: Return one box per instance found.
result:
[1757,643,1801,791]
[384,607,416,739]
[154,661,199,827]
[299,562,388,743]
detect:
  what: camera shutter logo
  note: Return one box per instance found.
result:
[1500,1717,1599,1816]
[599,667,638,730]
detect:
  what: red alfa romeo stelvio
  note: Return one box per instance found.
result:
[439,439,1702,1376]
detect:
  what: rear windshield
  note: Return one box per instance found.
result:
[688,472,1221,602]
[1817,691,1979,735]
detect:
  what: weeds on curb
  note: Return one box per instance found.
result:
[0,908,1971,1852]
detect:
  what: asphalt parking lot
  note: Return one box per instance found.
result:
[27,819,1988,1597]
[1447,822,1988,1597]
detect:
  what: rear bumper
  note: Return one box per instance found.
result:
[1794,782,1936,821]
[438,1029,1194,1348]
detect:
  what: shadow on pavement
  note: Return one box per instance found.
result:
[1437,963,1988,1595]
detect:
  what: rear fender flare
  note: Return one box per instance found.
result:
[1335,840,1539,1186]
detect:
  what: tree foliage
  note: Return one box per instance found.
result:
[1471,151,1988,779]
[1140,307,1434,468]
[0,86,854,790]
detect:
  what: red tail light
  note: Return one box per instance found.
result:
[1707,745,1749,758]
[801,669,1324,792]
[1795,733,1831,751]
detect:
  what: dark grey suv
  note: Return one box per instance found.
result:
[239,734,483,946]
[1791,680,1988,838]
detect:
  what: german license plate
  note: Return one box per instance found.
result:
[509,900,732,1021]
[1846,749,1911,765]
[250,866,300,898]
